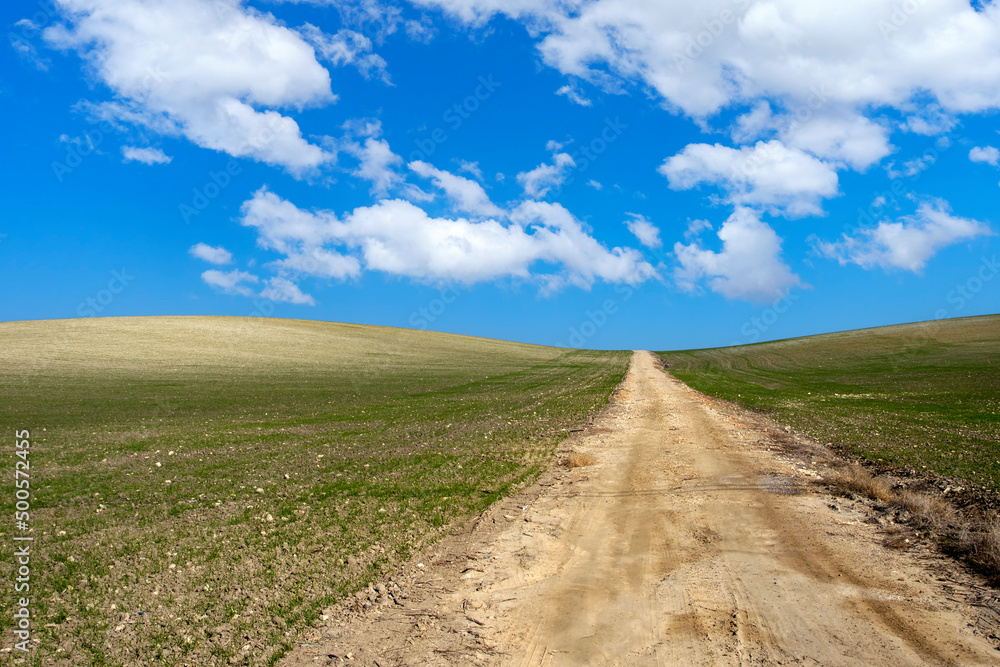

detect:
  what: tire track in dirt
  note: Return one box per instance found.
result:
[282,351,1000,666]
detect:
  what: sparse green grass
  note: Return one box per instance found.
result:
[0,316,629,666]
[661,315,1000,490]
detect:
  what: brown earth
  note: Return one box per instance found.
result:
[280,351,1000,666]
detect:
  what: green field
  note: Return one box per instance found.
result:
[661,315,1000,491]
[0,317,630,666]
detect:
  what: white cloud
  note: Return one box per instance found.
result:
[517,146,575,199]
[122,145,172,165]
[781,113,891,171]
[239,188,361,279]
[970,146,1000,166]
[813,200,993,273]
[457,160,484,180]
[902,105,958,136]
[260,276,315,305]
[348,137,404,196]
[238,189,657,289]
[531,0,1000,118]
[189,242,233,264]
[731,101,777,143]
[683,218,712,240]
[413,0,1000,220]
[660,140,839,217]
[43,0,335,175]
[886,154,935,179]
[624,213,661,248]
[409,161,503,216]
[10,20,51,70]
[674,207,801,302]
[586,179,602,190]
[299,23,389,82]
[555,84,592,106]
[405,17,437,43]
[201,268,258,296]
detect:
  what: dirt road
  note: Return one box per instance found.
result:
[283,351,999,666]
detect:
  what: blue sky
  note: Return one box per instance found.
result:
[3,0,1000,350]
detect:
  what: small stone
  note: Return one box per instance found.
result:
[255,488,264,494]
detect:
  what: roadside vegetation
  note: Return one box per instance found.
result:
[661,315,1000,491]
[0,316,629,666]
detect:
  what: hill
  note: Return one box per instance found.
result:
[661,315,1000,491]
[0,316,629,666]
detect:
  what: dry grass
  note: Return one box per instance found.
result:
[562,452,597,468]
[827,463,1000,583]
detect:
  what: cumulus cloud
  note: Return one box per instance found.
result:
[239,188,361,279]
[813,201,993,273]
[660,140,839,217]
[413,0,1000,223]
[122,145,171,164]
[238,188,657,289]
[189,242,233,264]
[624,213,661,248]
[419,0,1000,118]
[517,145,576,199]
[781,113,891,171]
[201,268,258,296]
[347,136,404,196]
[970,146,1000,166]
[43,0,336,174]
[409,161,503,216]
[673,207,801,302]
[259,276,316,305]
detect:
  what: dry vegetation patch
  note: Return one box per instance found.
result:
[561,452,597,468]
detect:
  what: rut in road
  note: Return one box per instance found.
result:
[283,351,1000,666]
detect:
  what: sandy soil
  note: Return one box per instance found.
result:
[281,351,1000,666]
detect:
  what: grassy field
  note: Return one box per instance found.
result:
[0,316,630,666]
[661,315,1000,492]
